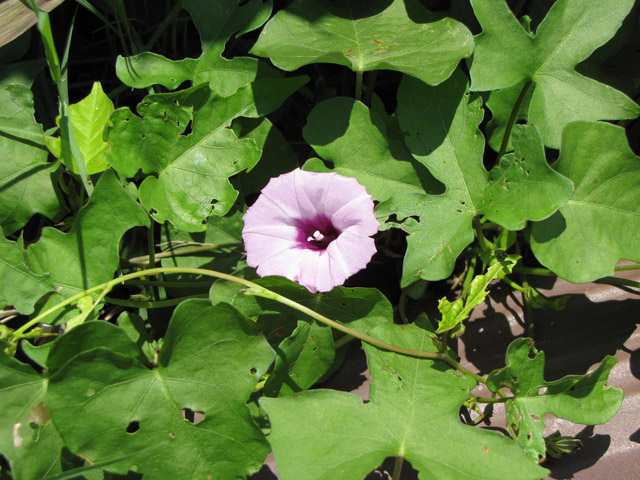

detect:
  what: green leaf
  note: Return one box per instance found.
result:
[48,300,275,479]
[377,71,572,286]
[262,322,547,480]
[231,117,298,196]
[231,277,392,336]
[0,82,66,234]
[468,0,640,148]
[106,77,307,231]
[0,345,65,480]
[487,338,623,460]
[530,121,640,282]
[436,257,516,334]
[0,236,54,314]
[477,125,574,230]
[46,321,147,374]
[24,170,148,321]
[252,0,473,85]
[116,0,274,96]
[302,97,441,202]
[264,320,335,397]
[45,82,113,174]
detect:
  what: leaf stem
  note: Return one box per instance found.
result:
[355,70,364,101]
[392,456,404,480]
[498,78,532,159]
[147,218,156,268]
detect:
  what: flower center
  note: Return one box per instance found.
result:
[296,215,341,251]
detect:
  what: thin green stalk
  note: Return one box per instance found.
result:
[500,276,527,293]
[355,70,364,101]
[473,395,508,404]
[26,0,93,196]
[472,217,491,253]
[392,457,404,480]
[334,335,355,349]
[498,78,532,159]
[614,265,640,272]
[105,294,208,309]
[127,243,239,266]
[147,218,156,268]
[398,288,409,324]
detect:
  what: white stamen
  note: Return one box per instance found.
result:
[307,230,325,242]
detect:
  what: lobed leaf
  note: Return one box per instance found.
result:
[106,77,307,231]
[24,170,148,322]
[262,322,547,480]
[487,338,623,460]
[48,300,275,479]
[302,96,441,202]
[469,0,640,148]
[530,121,640,282]
[377,70,573,286]
[251,0,473,86]
[116,0,274,96]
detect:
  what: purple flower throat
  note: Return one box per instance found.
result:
[296,215,341,251]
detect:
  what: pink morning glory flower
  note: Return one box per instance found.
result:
[242,169,379,292]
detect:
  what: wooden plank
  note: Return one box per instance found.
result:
[0,0,66,48]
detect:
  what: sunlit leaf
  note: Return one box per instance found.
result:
[48,300,275,479]
[45,82,113,174]
[252,0,473,85]
[469,0,640,148]
[487,338,623,460]
[262,322,547,480]
[530,121,640,282]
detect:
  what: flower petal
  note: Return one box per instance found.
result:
[242,168,379,292]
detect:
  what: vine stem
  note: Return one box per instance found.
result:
[12,267,485,385]
[497,78,533,159]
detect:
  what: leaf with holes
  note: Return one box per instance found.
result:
[251,0,473,86]
[529,121,640,282]
[468,0,640,148]
[106,77,307,231]
[0,341,66,480]
[116,0,274,96]
[262,322,547,480]
[47,300,275,479]
[487,338,623,460]
[302,97,441,202]
[376,70,572,286]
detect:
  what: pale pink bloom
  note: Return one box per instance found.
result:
[242,169,379,292]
